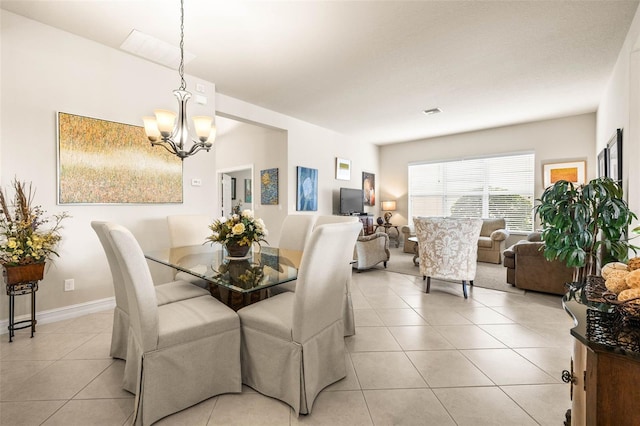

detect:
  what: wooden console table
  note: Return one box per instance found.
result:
[563,277,640,426]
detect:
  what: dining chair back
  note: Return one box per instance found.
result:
[167,214,211,288]
[238,221,362,415]
[314,214,360,335]
[166,214,211,247]
[91,221,130,360]
[293,221,361,343]
[270,215,316,295]
[107,223,241,425]
[314,214,360,228]
[278,214,316,251]
[92,221,210,361]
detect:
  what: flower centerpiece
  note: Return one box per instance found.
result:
[206,210,268,257]
[0,179,70,283]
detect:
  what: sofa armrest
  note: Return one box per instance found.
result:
[513,241,545,256]
[490,229,509,241]
[358,232,389,246]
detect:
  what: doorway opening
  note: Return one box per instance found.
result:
[218,165,253,218]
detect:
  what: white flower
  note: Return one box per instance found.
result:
[218,216,227,224]
[232,214,239,221]
[242,209,254,219]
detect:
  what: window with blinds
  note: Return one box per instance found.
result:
[408,153,535,232]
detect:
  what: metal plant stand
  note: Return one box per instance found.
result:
[6,280,39,342]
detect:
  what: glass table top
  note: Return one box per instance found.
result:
[144,244,301,294]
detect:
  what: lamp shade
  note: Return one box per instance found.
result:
[382,200,397,211]
[142,117,161,141]
[154,109,177,135]
[192,116,214,142]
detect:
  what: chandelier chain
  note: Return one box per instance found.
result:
[178,0,186,91]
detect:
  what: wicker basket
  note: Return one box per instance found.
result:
[586,275,640,325]
[2,263,45,285]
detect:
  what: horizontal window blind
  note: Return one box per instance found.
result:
[408,153,535,232]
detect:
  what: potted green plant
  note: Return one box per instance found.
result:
[534,177,637,285]
[0,179,69,283]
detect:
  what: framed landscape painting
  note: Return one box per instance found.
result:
[57,112,182,204]
[260,168,278,205]
[296,166,318,211]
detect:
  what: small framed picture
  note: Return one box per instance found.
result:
[244,179,252,203]
[542,161,586,188]
[336,158,351,180]
[362,172,375,206]
[231,178,236,200]
[598,148,608,178]
[607,129,623,182]
[296,166,318,211]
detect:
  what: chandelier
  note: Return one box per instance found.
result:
[142,0,215,160]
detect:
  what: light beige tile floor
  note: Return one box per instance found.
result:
[0,268,574,425]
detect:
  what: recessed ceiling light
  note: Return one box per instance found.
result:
[422,108,442,115]
[120,29,195,70]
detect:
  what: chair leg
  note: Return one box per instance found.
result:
[424,276,431,293]
[462,281,468,299]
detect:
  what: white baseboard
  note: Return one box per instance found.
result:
[0,297,116,335]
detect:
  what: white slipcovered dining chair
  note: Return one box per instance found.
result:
[270,214,316,294]
[91,221,210,361]
[316,215,360,336]
[106,223,241,426]
[413,216,483,299]
[238,221,362,415]
[167,214,211,288]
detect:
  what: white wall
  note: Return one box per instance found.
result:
[215,95,379,218]
[379,113,596,230]
[0,11,218,318]
[597,6,640,219]
[215,119,288,246]
[0,11,379,320]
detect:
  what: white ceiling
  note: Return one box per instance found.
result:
[2,0,638,145]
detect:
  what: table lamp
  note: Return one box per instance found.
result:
[381,200,397,225]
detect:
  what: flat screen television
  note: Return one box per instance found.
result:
[340,188,364,215]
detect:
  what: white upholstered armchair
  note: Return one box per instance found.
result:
[353,232,390,270]
[413,217,483,299]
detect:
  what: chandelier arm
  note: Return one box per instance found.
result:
[184,141,211,157]
[151,140,181,156]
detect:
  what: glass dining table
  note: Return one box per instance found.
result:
[144,244,302,310]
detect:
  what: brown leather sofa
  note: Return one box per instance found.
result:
[503,233,574,295]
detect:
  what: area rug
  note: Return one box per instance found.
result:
[385,246,524,294]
